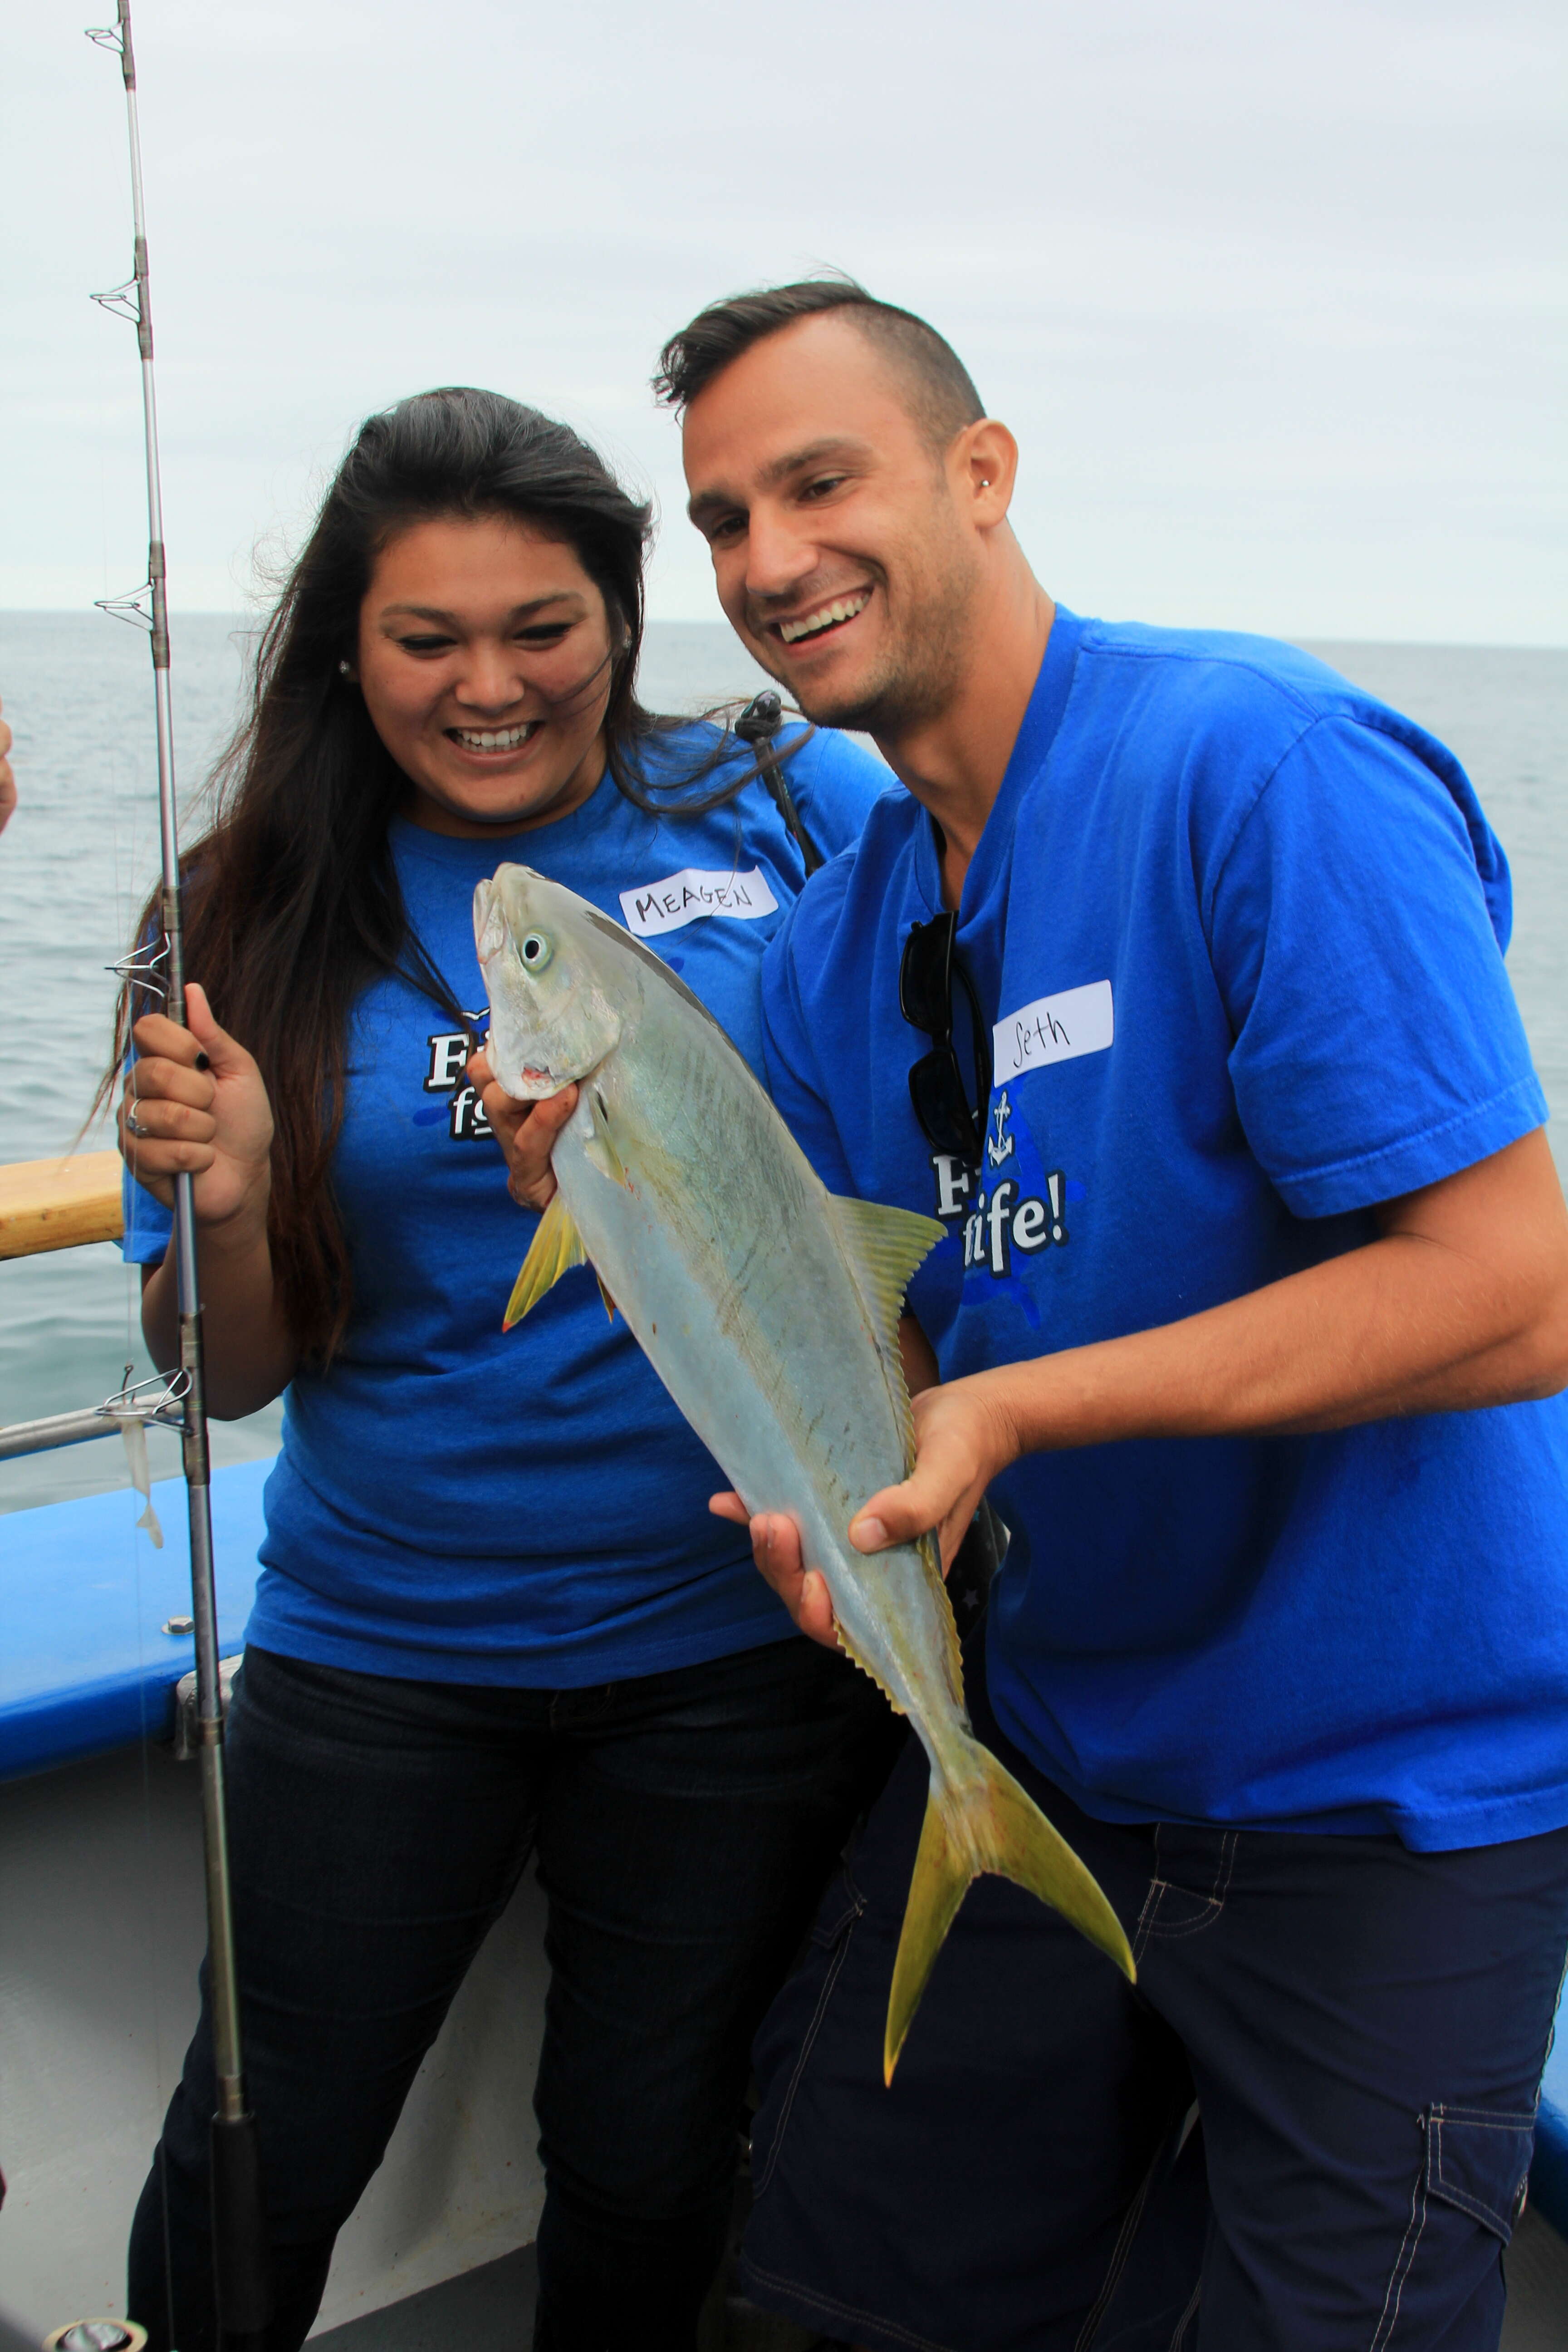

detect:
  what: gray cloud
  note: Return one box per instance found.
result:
[3,0,1563,638]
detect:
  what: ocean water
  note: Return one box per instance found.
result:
[0,612,1563,1517]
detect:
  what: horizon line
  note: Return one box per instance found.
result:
[0,608,1564,655]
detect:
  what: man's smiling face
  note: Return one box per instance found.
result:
[681,313,984,735]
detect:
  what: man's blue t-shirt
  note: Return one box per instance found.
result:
[761,609,1568,1851]
[124,723,891,1684]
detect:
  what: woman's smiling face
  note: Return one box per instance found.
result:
[355,512,618,838]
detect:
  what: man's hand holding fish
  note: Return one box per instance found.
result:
[710,1319,1002,1649]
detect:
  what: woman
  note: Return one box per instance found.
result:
[113,386,897,2352]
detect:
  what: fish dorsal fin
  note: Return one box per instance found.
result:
[827,1196,946,1465]
[827,1194,964,1702]
[828,1196,946,1360]
[503,1190,588,1330]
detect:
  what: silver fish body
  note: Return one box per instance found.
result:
[475,864,1133,2075]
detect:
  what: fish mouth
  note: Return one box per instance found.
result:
[446,720,544,755]
[497,1061,573,1102]
[494,1045,610,1102]
[768,588,873,651]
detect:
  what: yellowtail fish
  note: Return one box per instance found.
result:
[475,865,1134,2079]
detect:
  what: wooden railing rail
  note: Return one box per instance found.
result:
[0,1153,125,1260]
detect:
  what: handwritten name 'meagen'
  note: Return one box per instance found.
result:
[634,878,757,926]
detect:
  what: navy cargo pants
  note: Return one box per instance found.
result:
[740,1639,1568,2351]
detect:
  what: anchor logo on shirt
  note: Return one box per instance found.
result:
[929,1089,1072,1274]
[986,1090,1016,1170]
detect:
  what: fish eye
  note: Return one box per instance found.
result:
[519,931,553,971]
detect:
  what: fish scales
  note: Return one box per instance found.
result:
[476,866,1134,2078]
[587,1037,898,1545]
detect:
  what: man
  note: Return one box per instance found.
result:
[653,279,1568,2348]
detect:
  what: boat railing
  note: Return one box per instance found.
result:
[0,1149,123,1257]
[0,1152,175,1463]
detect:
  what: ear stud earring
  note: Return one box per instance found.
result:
[338,659,352,676]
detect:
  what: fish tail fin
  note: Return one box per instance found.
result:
[884,1744,1135,2086]
[883,1787,971,2087]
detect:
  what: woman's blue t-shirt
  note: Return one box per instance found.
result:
[124,723,891,1684]
[760,610,1568,1851]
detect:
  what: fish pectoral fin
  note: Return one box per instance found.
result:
[585,1088,631,1187]
[597,1272,617,1321]
[503,1191,589,1329]
[884,1747,1135,2086]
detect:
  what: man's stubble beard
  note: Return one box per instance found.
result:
[773,531,982,740]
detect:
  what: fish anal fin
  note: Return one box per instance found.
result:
[884,1748,1135,2085]
[834,1621,907,1717]
[503,1191,588,1330]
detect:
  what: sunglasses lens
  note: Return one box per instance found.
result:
[909,1050,982,1163]
[899,917,955,1034]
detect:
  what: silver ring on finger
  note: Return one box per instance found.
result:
[125,1104,147,1140]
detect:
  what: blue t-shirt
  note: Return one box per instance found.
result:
[761,609,1568,1850]
[124,723,891,1684]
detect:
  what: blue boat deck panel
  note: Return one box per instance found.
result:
[0,1457,269,1781]
[0,1450,1564,2236]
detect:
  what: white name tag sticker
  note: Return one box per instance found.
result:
[619,866,780,939]
[994,980,1114,1082]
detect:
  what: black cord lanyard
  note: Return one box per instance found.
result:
[734,691,823,876]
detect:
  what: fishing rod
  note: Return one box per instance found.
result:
[85,6,271,2344]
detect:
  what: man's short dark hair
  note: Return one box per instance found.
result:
[652,276,985,452]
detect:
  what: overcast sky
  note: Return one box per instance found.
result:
[3,0,1563,640]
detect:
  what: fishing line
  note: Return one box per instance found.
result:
[86,6,271,2344]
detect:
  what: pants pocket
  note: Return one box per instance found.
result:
[1424,2102,1535,2241]
[1369,2102,1535,2350]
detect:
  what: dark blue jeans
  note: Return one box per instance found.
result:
[741,1638,1568,2351]
[127,1636,901,2352]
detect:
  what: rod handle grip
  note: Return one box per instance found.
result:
[210,2111,273,2345]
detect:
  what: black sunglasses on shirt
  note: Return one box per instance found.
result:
[899,913,992,1166]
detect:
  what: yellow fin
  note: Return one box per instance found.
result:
[833,1620,907,1716]
[884,1747,1135,2085]
[921,1530,965,1711]
[828,1195,946,1468]
[829,1196,946,1345]
[503,1191,588,1330]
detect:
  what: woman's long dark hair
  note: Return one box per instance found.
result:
[109,387,795,1364]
